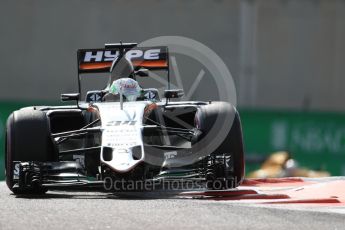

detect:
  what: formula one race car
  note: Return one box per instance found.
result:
[5,43,245,194]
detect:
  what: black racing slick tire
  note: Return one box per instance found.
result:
[194,102,245,189]
[5,109,56,194]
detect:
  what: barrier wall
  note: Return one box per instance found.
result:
[1,0,345,111]
[241,109,345,175]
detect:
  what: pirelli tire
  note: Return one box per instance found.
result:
[193,101,245,189]
[5,109,57,194]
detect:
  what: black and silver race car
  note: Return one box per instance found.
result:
[5,43,245,194]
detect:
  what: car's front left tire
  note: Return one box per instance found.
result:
[193,102,245,189]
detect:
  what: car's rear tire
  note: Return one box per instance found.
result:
[5,109,57,194]
[193,102,245,189]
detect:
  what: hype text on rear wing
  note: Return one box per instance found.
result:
[77,46,169,73]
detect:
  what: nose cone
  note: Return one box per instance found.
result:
[101,146,144,173]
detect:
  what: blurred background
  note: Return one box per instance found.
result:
[0,0,344,179]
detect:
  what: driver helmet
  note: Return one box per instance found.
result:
[109,78,141,101]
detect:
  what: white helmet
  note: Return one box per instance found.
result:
[109,78,141,101]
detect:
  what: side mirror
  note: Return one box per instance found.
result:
[135,68,149,77]
[61,93,80,102]
[164,89,184,99]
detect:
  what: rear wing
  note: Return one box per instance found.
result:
[77,45,169,74]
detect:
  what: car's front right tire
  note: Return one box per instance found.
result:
[5,109,57,194]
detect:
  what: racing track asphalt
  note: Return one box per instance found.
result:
[0,182,344,230]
